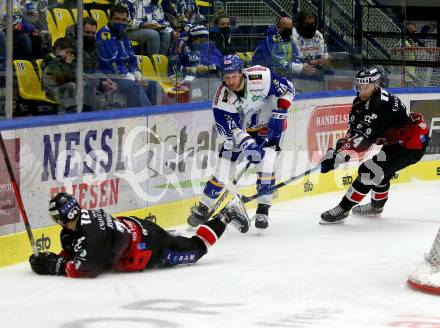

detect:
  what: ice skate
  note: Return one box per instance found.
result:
[220,207,250,233]
[320,205,349,225]
[352,203,384,217]
[187,203,209,227]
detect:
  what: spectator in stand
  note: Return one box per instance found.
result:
[11,8,35,59]
[177,0,199,21]
[42,37,77,113]
[405,22,425,47]
[190,14,208,29]
[252,16,307,81]
[23,1,51,58]
[65,17,126,110]
[178,25,223,100]
[96,4,159,107]
[209,11,236,56]
[292,11,331,85]
[117,0,173,56]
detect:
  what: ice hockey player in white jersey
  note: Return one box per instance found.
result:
[187,54,295,230]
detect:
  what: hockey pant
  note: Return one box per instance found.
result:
[122,216,227,269]
[340,144,426,210]
[200,145,278,208]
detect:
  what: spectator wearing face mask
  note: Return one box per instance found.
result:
[96,4,158,107]
[41,37,77,113]
[252,16,307,81]
[292,11,331,77]
[178,25,223,100]
[209,11,236,56]
[65,17,126,110]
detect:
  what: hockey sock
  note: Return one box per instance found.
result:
[195,218,226,248]
[339,177,370,210]
[371,183,390,208]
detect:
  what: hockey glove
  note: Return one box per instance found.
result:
[267,109,288,144]
[234,129,265,164]
[320,149,350,173]
[29,252,67,276]
[243,141,265,164]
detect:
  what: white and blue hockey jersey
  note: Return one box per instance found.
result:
[212,65,294,145]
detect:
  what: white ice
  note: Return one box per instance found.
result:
[1,181,440,328]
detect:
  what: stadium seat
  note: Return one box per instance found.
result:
[136,56,160,81]
[90,9,109,31]
[13,60,55,104]
[151,54,173,84]
[53,8,75,37]
[35,59,43,79]
[94,0,111,4]
[46,11,62,45]
[149,55,186,97]
[71,9,89,22]
[195,0,210,7]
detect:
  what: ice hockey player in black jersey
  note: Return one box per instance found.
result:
[29,193,249,278]
[319,66,429,224]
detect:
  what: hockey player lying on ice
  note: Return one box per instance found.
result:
[29,193,249,277]
[319,66,429,224]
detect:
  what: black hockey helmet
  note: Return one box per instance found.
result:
[49,192,81,224]
[355,66,381,85]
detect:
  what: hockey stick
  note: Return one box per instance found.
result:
[240,165,321,203]
[205,138,269,219]
[0,132,38,256]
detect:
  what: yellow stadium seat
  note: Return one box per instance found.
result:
[71,9,89,22]
[90,9,108,31]
[13,60,55,104]
[94,0,111,4]
[151,54,172,84]
[146,55,186,96]
[136,56,159,81]
[236,52,246,61]
[35,59,43,79]
[46,11,62,45]
[53,8,74,37]
[196,0,210,7]
[245,51,255,61]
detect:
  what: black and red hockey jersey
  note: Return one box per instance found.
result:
[340,88,428,152]
[59,209,154,278]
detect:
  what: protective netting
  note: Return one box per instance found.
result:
[388,47,440,87]
[426,227,440,271]
[407,227,440,295]
[222,1,280,26]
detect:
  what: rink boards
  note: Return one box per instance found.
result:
[1,88,440,267]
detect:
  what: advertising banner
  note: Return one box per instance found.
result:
[410,99,440,157]
[0,137,20,226]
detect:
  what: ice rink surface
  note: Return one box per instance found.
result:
[1,181,440,328]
